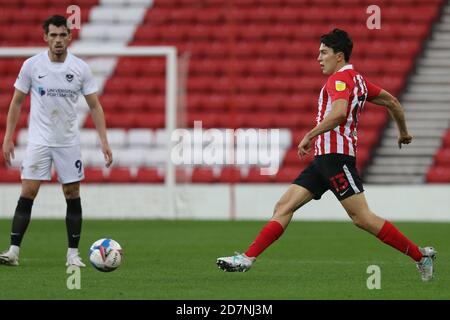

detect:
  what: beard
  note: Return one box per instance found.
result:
[53,47,65,56]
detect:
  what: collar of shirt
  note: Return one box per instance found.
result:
[337,64,353,72]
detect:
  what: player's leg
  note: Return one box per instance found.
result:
[52,145,86,267]
[0,180,42,266]
[62,181,85,266]
[322,154,436,281]
[1,144,51,266]
[340,192,384,235]
[340,193,436,281]
[244,184,314,257]
[217,161,326,272]
[217,185,314,272]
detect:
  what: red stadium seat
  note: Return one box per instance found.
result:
[99,0,439,183]
[218,167,242,183]
[356,147,371,173]
[0,168,20,183]
[191,168,216,183]
[231,112,274,128]
[106,113,138,128]
[290,129,310,146]
[103,78,131,94]
[274,166,302,183]
[100,94,121,111]
[426,167,450,183]
[358,110,388,130]
[83,168,105,183]
[434,148,450,166]
[244,167,274,183]
[233,95,257,111]
[187,112,220,128]
[357,128,381,148]
[273,113,301,128]
[194,95,228,112]
[136,168,164,183]
[107,168,134,183]
[281,94,316,112]
[135,113,165,128]
[283,149,301,166]
[442,130,450,148]
[254,95,283,112]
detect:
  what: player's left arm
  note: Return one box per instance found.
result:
[368,88,412,149]
[84,93,113,168]
[298,99,348,156]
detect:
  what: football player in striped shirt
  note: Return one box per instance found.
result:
[217,29,436,282]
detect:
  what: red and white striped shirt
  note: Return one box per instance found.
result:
[314,64,381,157]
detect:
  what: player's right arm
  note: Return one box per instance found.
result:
[368,89,412,149]
[2,89,27,166]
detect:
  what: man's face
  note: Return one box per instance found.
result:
[44,24,71,56]
[317,43,341,75]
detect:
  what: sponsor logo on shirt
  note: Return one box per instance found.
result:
[46,88,77,98]
[335,80,346,92]
[66,74,74,82]
[38,87,46,96]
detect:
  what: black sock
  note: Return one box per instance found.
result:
[66,198,82,249]
[11,197,34,247]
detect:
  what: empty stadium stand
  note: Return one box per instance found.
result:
[0,0,447,183]
[366,0,450,183]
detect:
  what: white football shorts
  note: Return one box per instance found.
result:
[21,143,85,184]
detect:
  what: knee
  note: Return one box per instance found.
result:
[63,184,80,199]
[21,187,39,200]
[348,210,372,230]
[273,200,293,218]
[352,216,367,230]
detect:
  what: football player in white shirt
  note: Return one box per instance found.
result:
[0,15,112,267]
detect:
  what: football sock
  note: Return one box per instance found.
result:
[10,197,34,247]
[377,220,422,262]
[66,198,82,249]
[67,248,79,258]
[245,220,284,258]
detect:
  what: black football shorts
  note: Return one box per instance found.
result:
[293,153,364,201]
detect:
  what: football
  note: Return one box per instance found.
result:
[89,238,123,272]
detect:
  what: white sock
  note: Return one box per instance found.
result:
[67,248,79,258]
[9,245,20,257]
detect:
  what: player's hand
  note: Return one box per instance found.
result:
[102,143,113,168]
[398,133,413,149]
[298,135,312,157]
[2,139,15,166]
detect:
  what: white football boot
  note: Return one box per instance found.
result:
[0,250,20,266]
[416,246,437,282]
[216,252,255,272]
[66,253,86,267]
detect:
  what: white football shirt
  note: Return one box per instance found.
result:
[14,50,98,147]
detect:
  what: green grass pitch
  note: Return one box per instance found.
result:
[0,219,449,299]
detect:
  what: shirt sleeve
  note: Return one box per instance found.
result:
[365,79,382,99]
[81,64,98,95]
[326,73,351,102]
[14,59,32,94]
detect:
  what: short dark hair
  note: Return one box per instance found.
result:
[43,15,70,34]
[320,28,353,62]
